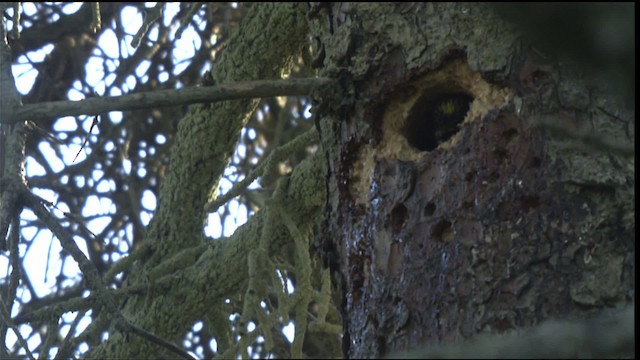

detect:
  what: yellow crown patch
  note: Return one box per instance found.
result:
[437,99,458,116]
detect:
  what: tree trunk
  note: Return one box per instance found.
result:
[89,4,312,358]
[310,3,634,358]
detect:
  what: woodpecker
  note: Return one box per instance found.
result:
[430,92,473,144]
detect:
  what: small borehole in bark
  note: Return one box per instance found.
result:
[432,219,454,242]
[391,204,408,234]
[423,202,436,217]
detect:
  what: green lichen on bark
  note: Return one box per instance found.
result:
[146,2,309,266]
[93,153,327,358]
[89,3,314,358]
[313,3,518,84]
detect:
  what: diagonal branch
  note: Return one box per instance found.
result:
[204,125,319,213]
[0,298,36,360]
[21,190,195,360]
[12,78,336,124]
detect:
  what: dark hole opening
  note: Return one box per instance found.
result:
[403,91,474,151]
[390,204,408,234]
[432,219,454,242]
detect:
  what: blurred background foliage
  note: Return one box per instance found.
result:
[2,2,320,357]
[492,2,634,104]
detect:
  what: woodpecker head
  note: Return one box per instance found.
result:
[431,93,473,144]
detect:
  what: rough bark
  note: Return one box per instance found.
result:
[309,3,634,358]
[89,4,313,358]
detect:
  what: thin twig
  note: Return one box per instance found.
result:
[22,190,196,360]
[204,125,319,213]
[0,297,36,360]
[89,3,101,33]
[41,315,62,359]
[131,3,164,48]
[72,115,100,162]
[127,322,195,360]
[53,309,85,359]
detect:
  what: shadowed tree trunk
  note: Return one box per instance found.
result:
[309,3,634,358]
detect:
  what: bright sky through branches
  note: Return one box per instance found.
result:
[2,3,265,356]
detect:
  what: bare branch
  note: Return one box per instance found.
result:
[126,323,196,360]
[13,78,336,124]
[21,190,195,360]
[132,3,164,48]
[204,125,319,213]
[0,295,36,360]
[50,310,84,360]
[0,3,27,252]
[89,2,101,33]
